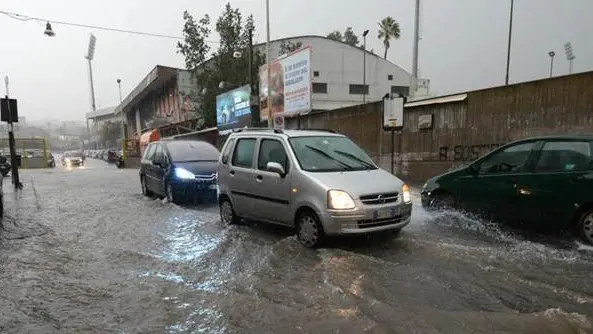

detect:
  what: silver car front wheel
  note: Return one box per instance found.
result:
[296,211,324,248]
[220,199,239,225]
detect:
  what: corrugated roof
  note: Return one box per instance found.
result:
[405,94,467,108]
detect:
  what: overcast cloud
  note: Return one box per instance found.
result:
[0,0,591,121]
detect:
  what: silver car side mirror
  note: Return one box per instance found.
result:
[266,162,285,176]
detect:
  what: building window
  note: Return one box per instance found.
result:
[313,71,320,77]
[387,74,393,81]
[390,85,410,96]
[349,84,369,95]
[312,83,328,94]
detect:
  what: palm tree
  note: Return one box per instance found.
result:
[377,16,401,59]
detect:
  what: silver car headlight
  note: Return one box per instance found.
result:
[327,190,356,210]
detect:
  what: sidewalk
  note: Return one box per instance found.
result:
[1,176,48,237]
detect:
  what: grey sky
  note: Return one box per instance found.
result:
[0,0,591,122]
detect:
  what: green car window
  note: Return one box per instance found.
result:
[479,142,535,174]
[534,141,592,172]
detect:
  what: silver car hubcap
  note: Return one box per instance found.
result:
[221,201,233,225]
[298,215,318,246]
[581,213,593,243]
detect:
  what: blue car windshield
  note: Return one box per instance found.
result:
[166,141,220,162]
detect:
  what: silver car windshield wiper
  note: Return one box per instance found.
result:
[304,145,354,170]
[333,150,377,169]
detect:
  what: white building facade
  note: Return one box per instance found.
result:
[254,36,429,111]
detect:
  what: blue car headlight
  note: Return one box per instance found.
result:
[174,167,195,180]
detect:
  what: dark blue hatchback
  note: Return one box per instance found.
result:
[139,140,220,204]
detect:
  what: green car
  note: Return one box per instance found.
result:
[421,135,593,243]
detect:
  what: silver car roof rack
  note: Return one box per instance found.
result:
[233,128,283,134]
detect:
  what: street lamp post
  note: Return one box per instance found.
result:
[117,79,126,156]
[505,0,514,85]
[265,0,272,128]
[548,51,556,78]
[362,29,369,104]
[117,79,123,103]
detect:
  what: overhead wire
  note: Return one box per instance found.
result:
[0,10,221,44]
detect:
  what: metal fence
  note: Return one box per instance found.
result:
[0,138,50,168]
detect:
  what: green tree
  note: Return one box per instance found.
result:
[326,31,343,42]
[377,16,401,59]
[342,27,360,47]
[177,11,211,70]
[326,28,359,47]
[100,121,120,147]
[278,40,303,56]
[179,3,265,127]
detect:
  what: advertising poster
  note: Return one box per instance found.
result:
[216,85,252,133]
[259,47,312,121]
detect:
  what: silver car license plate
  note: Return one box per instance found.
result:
[376,207,395,219]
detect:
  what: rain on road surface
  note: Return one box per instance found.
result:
[1,158,592,333]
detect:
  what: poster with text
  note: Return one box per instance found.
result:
[259,47,312,121]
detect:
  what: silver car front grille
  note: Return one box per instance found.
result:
[359,192,399,205]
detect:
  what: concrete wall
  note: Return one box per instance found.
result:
[287,71,593,183]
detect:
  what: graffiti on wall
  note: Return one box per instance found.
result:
[439,143,503,161]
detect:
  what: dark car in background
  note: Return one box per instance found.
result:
[0,155,11,176]
[421,135,593,243]
[139,140,220,204]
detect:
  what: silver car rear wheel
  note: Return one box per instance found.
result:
[297,211,323,248]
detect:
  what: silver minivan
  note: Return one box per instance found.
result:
[217,128,413,247]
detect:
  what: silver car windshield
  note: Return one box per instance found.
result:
[288,136,377,172]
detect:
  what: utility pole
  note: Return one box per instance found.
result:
[411,0,420,96]
[4,76,22,189]
[265,0,272,128]
[505,0,514,85]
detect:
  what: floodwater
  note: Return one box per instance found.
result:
[0,158,592,333]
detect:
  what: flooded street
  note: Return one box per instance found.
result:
[1,158,592,333]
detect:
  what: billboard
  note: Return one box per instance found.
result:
[259,47,312,121]
[216,84,252,132]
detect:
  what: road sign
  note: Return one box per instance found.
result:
[273,114,285,130]
[383,96,405,130]
[0,98,18,123]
